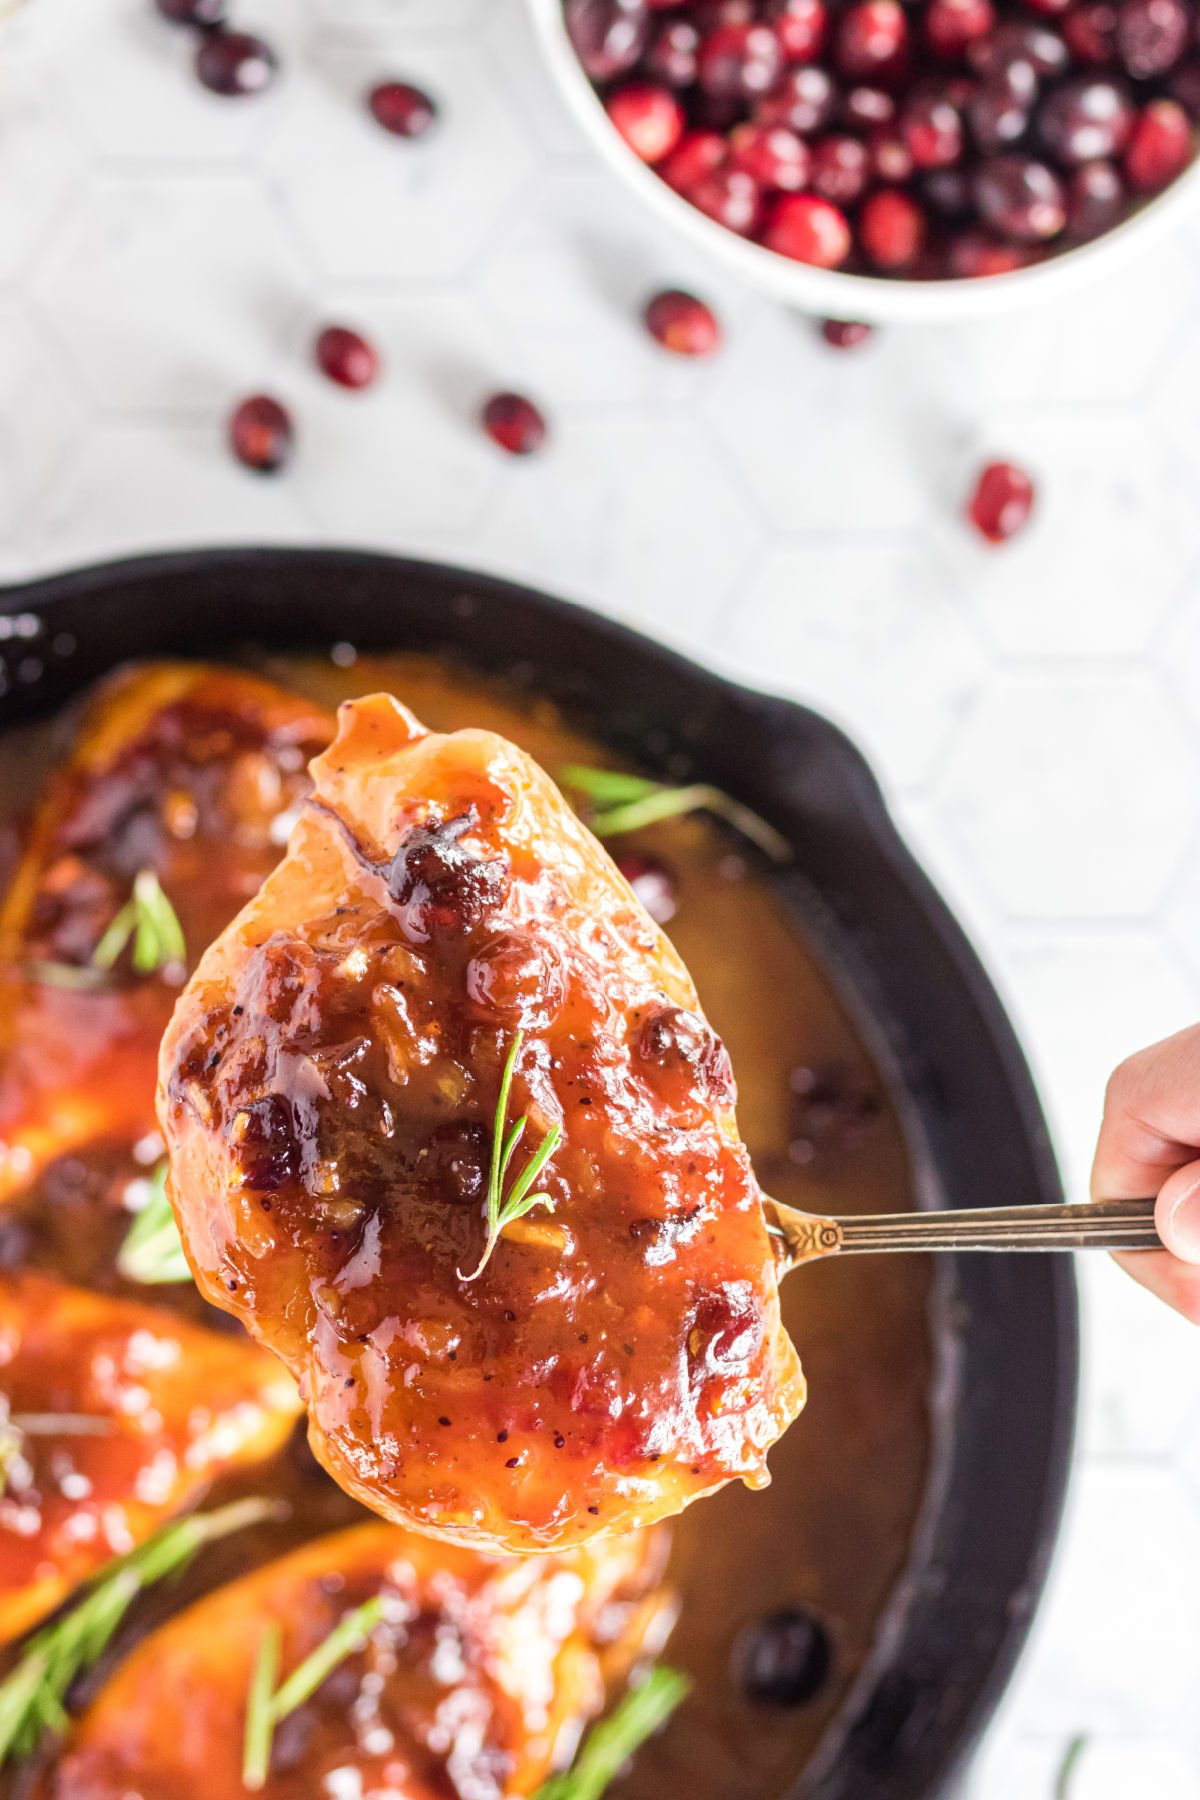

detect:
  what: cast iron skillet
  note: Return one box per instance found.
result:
[0,547,1076,1800]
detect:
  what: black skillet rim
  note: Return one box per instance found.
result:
[0,546,1078,1800]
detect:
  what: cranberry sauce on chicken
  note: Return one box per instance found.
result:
[39,1519,672,1800]
[0,664,332,1211]
[158,694,805,1552]
[0,1271,300,1645]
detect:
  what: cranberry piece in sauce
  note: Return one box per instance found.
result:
[387,812,507,937]
[229,395,292,473]
[369,81,438,139]
[421,1121,489,1209]
[315,326,380,391]
[643,289,723,355]
[617,854,678,923]
[968,460,1036,543]
[606,81,685,160]
[482,393,548,457]
[565,0,650,80]
[195,30,277,97]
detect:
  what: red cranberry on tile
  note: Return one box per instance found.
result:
[195,30,277,96]
[229,396,292,473]
[606,81,685,161]
[482,393,548,457]
[968,461,1036,543]
[369,81,438,138]
[820,318,874,347]
[859,187,926,265]
[1123,95,1194,188]
[764,192,852,263]
[644,289,723,355]
[315,326,380,391]
[564,0,650,80]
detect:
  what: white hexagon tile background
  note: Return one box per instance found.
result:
[3,1,1200,1795]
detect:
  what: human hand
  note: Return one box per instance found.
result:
[1092,1023,1200,1323]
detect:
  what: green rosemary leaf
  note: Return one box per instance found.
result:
[535,1666,690,1800]
[93,871,186,976]
[460,1031,560,1282]
[117,1163,192,1286]
[1054,1734,1089,1800]
[561,767,791,865]
[0,1497,278,1770]
[242,1597,385,1792]
[21,960,109,992]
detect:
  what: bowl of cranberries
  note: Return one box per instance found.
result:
[532,0,1200,316]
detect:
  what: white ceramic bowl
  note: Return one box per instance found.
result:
[527,0,1200,323]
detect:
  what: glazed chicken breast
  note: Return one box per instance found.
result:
[0,663,332,1212]
[158,694,805,1553]
[39,1518,673,1799]
[0,1271,301,1645]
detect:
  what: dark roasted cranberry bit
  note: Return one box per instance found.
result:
[157,0,226,23]
[687,1284,763,1377]
[1064,0,1120,61]
[902,90,964,165]
[968,459,1036,542]
[195,29,277,97]
[755,64,837,133]
[1038,76,1135,161]
[565,0,649,80]
[766,0,828,63]
[637,1004,735,1105]
[606,81,685,162]
[820,318,874,348]
[231,1092,300,1192]
[968,63,1038,153]
[229,395,292,473]
[1065,157,1125,234]
[690,165,765,231]
[975,153,1067,237]
[387,812,508,938]
[482,392,548,456]
[764,191,851,262]
[861,186,927,265]
[369,81,438,139]
[643,289,723,355]
[315,326,380,391]
[617,854,678,922]
[661,128,729,193]
[735,1610,833,1707]
[811,132,871,201]
[699,23,786,98]
[729,121,812,187]
[466,930,565,1026]
[420,1120,489,1208]
[925,0,995,57]
[1124,94,1194,186]
[646,18,702,87]
[1116,0,1188,76]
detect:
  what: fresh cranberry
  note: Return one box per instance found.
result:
[968,461,1036,543]
[315,326,380,391]
[606,81,685,162]
[902,90,965,165]
[756,64,837,133]
[195,29,276,96]
[859,187,926,265]
[924,165,974,212]
[1124,95,1194,188]
[968,65,1038,153]
[1116,0,1188,76]
[1169,59,1200,118]
[646,18,702,86]
[810,132,871,201]
[660,129,728,193]
[157,0,226,23]
[482,393,548,456]
[764,191,852,263]
[644,289,723,355]
[971,19,1070,73]
[821,318,874,347]
[617,855,677,923]
[975,154,1067,237]
[693,0,757,26]
[925,0,995,57]
[1021,0,1071,15]
[730,121,812,187]
[1065,157,1125,234]
[369,81,438,138]
[690,164,765,230]
[948,230,1031,273]
[698,23,786,97]
[869,128,916,179]
[1063,0,1120,61]
[766,0,828,62]
[841,83,896,128]
[835,0,909,80]
[1039,76,1135,162]
[564,0,649,80]
[229,396,292,473]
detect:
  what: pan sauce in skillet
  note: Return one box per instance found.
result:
[0,650,934,1798]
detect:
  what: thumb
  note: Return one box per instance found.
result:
[1155,1158,1200,1264]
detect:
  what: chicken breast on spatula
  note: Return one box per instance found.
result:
[158,695,805,1553]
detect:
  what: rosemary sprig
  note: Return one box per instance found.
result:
[242,1596,385,1791]
[0,1497,277,1769]
[92,869,186,976]
[561,765,791,865]
[21,960,108,992]
[535,1666,690,1800]
[459,1030,561,1283]
[117,1162,191,1286]
[1054,1734,1089,1800]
